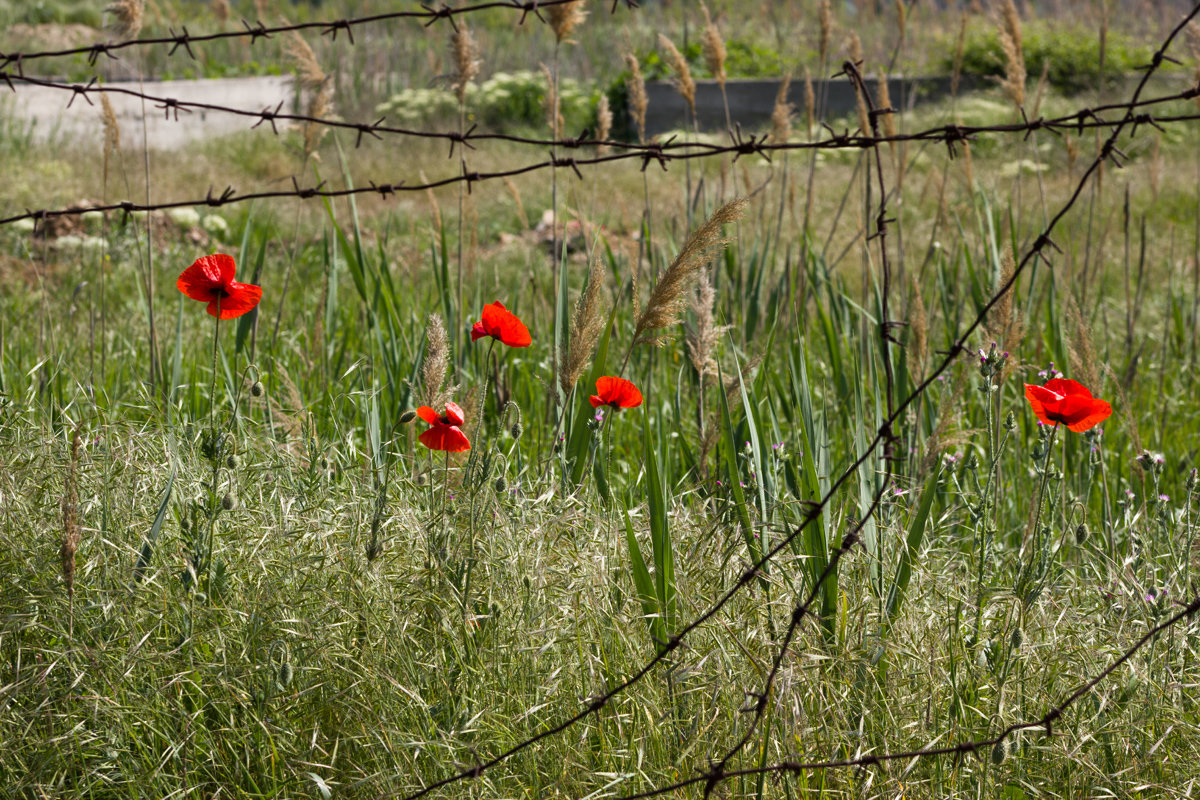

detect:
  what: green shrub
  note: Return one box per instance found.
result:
[947,24,1155,95]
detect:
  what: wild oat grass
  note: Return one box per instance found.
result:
[3,5,1200,799]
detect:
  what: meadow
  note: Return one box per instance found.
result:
[3,0,1200,797]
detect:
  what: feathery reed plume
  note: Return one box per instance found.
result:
[895,0,908,44]
[560,252,609,396]
[919,365,970,478]
[100,93,121,176]
[301,79,334,160]
[547,0,587,44]
[997,0,1025,109]
[212,0,230,26]
[540,64,563,139]
[803,66,815,139]
[721,353,763,409]
[983,250,1025,374]
[770,73,793,144]
[624,52,648,143]
[1065,292,1100,393]
[451,25,480,104]
[285,28,326,90]
[502,177,528,229]
[951,11,967,98]
[421,314,452,408]
[105,0,143,39]
[254,0,267,20]
[658,34,696,117]
[686,270,730,381]
[595,95,613,154]
[420,170,443,231]
[1188,23,1200,111]
[819,0,833,64]
[634,198,746,346]
[848,30,864,66]
[700,2,727,90]
[61,429,82,599]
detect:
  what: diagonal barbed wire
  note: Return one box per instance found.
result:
[2,85,1199,230]
[0,0,639,71]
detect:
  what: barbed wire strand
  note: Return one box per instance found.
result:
[2,84,1200,229]
[0,0,639,70]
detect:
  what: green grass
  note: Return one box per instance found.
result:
[4,2,1200,798]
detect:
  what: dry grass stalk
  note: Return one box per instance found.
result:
[997,0,1026,109]
[254,0,268,20]
[212,0,230,25]
[502,177,528,229]
[919,365,972,478]
[951,11,968,98]
[1031,59,1050,117]
[876,74,897,139]
[980,250,1025,383]
[962,136,975,192]
[540,64,564,139]
[422,313,452,408]
[770,73,793,145]
[547,0,587,44]
[803,66,815,139]
[595,95,613,154]
[721,353,763,410]
[302,79,334,161]
[634,198,746,346]
[819,0,833,65]
[1188,23,1200,111]
[61,429,82,599]
[658,34,696,117]
[686,270,730,381]
[1149,134,1161,201]
[905,272,927,381]
[1065,134,1078,172]
[420,170,443,230]
[560,252,609,396]
[700,2,727,89]
[624,52,648,143]
[451,25,480,104]
[105,0,143,39]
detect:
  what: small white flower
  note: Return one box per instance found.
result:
[13,218,36,233]
[55,234,85,249]
[202,215,229,237]
[167,207,201,228]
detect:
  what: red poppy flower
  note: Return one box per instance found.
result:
[589,376,643,410]
[417,402,471,452]
[1024,378,1111,433]
[177,253,263,320]
[470,301,531,348]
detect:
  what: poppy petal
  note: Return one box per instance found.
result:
[479,301,532,347]
[206,281,262,319]
[177,256,226,302]
[420,425,471,452]
[470,322,488,342]
[1043,377,1091,400]
[1024,383,1058,426]
[1066,399,1111,432]
[615,380,643,408]
[589,394,603,408]
[443,402,466,426]
[417,406,439,425]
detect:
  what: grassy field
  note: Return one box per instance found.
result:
[4,1,1200,798]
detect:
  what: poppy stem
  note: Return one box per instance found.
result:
[209,309,221,434]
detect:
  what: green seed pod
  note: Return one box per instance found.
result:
[494,476,507,493]
[1010,627,1024,652]
[1004,410,1016,431]
[398,409,418,424]
[221,492,236,511]
[962,452,979,471]
[250,381,264,397]
[511,421,524,440]
[991,738,1008,765]
[226,454,240,470]
[277,661,293,687]
[1075,523,1089,545]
